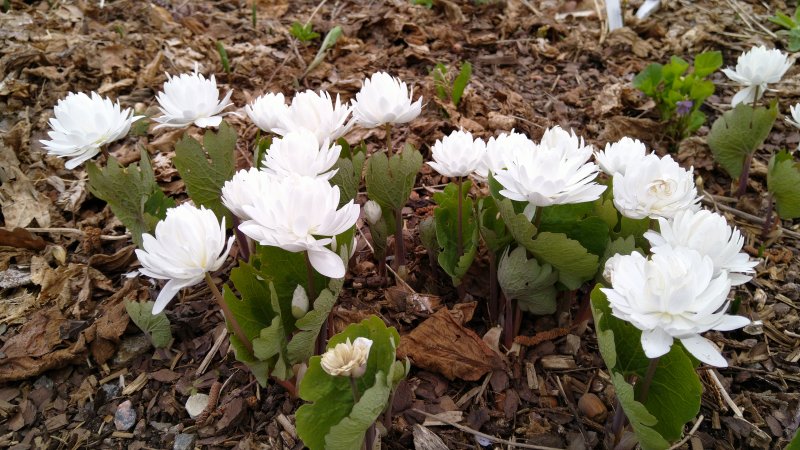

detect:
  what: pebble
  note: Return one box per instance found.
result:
[102,383,120,398]
[112,334,152,365]
[173,433,196,450]
[114,400,137,431]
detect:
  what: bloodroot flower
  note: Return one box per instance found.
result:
[612,154,700,219]
[644,209,758,285]
[601,246,749,367]
[40,92,143,169]
[245,92,289,134]
[494,126,606,213]
[479,130,537,177]
[721,46,792,106]
[135,204,234,314]
[246,90,352,145]
[320,337,373,378]
[594,137,648,177]
[154,67,235,129]
[427,129,486,178]
[786,103,800,129]
[262,130,341,180]
[221,168,274,221]
[351,72,422,128]
[238,175,359,278]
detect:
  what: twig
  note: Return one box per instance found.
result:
[196,326,228,376]
[554,376,588,442]
[25,227,131,241]
[195,381,222,426]
[411,409,564,450]
[667,415,704,450]
[706,369,744,419]
[701,194,800,240]
[355,226,417,294]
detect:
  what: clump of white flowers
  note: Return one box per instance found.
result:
[246,90,352,145]
[221,168,274,221]
[611,153,701,219]
[262,130,340,180]
[135,203,234,313]
[154,66,235,129]
[601,246,749,367]
[351,71,422,128]
[594,137,648,176]
[479,130,537,177]
[721,46,792,106]
[320,337,373,378]
[40,92,143,169]
[427,129,486,178]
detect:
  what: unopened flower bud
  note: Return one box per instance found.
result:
[364,200,382,225]
[291,284,309,319]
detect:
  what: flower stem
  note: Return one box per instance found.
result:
[393,207,406,271]
[204,272,253,355]
[488,250,498,325]
[456,177,464,263]
[735,153,753,197]
[636,357,660,403]
[306,251,328,356]
[349,376,361,403]
[502,292,513,349]
[231,216,251,262]
[385,123,393,158]
[304,251,317,300]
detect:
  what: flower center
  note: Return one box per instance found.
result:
[648,178,676,198]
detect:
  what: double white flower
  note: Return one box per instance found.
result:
[154,67,235,129]
[221,168,274,221]
[245,90,352,145]
[722,46,792,106]
[612,153,700,219]
[262,130,341,180]
[601,246,749,367]
[594,137,647,176]
[644,209,758,285]
[40,92,143,169]
[135,204,234,314]
[493,126,606,212]
[351,72,422,128]
[427,129,486,178]
[479,130,537,177]
[238,175,359,278]
[320,337,373,378]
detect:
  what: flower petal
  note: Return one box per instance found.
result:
[308,247,345,278]
[680,335,728,367]
[640,327,673,358]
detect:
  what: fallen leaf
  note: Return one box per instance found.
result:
[0,228,46,250]
[398,308,504,381]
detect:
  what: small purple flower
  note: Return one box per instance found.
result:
[676,100,694,116]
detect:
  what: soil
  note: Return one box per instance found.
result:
[0,0,799,449]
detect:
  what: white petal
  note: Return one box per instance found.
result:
[308,247,346,278]
[712,315,750,331]
[640,327,673,358]
[153,278,193,314]
[680,335,728,367]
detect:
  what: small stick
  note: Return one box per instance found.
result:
[706,369,744,419]
[667,415,705,450]
[25,227,131,241]
[355,226,417,294]
[196,326,228,376]
[195,381,222,426]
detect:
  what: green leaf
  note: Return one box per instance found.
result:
[216,41,230,74]
[692,51,722,78]
[431,63,449,101]
[87,149,171,247]
[597,235,641,281]
[769,11,797,30]
[497,246,558,314]
[297,316,403,450]
[225,262,274,340]
[790,28,800,52]
[591,286,702,447]
[663,56,689,83]
[286,278,343,364]
[539,212,609,257]
[633,63,664,97]
[330,149,365,208]
[707,102,778,178]
[434,181,479,286]
[451,61,472,106]
[768,151,800,219]
[477,197,513,252]
[173,122,236,221]
[364,144,422,212]
[529,232,598,289]
[290,21,320,42]
[304,25,343,77]
[688,79,715,103]
[418,216,438,262]
[125,301,172,348]
[787,427,800,450]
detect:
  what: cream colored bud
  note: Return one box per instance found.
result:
[364,200,382,225]
[291,284,309,319]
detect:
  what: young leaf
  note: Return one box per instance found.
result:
[324,372,391,450]
[330,149,366,208]
[304,25,343,77]
[451,61,472,106]
[431,63,449,101]
[216,41,231,74]
[591,286,702,445]
[290,21,320,42]
[497,247,558,314]
[529,232,598,289]
[86,149,172,247]
[477,197,513,252]
[125,301,172,348]
[707,102,778,178]
[286,278,343,364]
[224,261,275,340]
[632,63,664,98]
[692,51,722,78]
[173,121,236,221]
[434,181,479,286]
[769,11,797,30]
[768,151,800,219]
[364,144,423,212]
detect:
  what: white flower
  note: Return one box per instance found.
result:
[221,168,274,221]
[40,92,143,169]
[427,129,486,178]
[479,130,537,177]
[238,175,359,278]
[644,209,757,285]
[135,204,234,314]
[602,253,626,284]
[320,337,373,378]
[245,92,289,133]
[721,46,792,106]
[351,72,422,128]
[595,137,648,176]
[154,67,235,129]
[494,127,606,210]
[612,154,701,220]
[786,103,800,129]
[262,130,340,180]
[601,246,749,367]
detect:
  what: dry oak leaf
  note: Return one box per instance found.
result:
[397,307,505,381]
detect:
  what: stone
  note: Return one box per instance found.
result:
[112,334,152,366]
[173,433,196,450]
[114,400,137,431]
